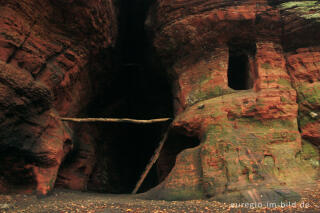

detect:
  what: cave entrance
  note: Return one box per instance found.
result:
[227,42,256,90]
[57,0,201,195]
[74,0,175,194]
[157,129,200,183]
[86,122,171,194]
[102,0,173,193]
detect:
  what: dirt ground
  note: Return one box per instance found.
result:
[0,180,319,213]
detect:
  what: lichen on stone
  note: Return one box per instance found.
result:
[281,1,320,21]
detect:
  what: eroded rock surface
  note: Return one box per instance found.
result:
[0,0,319,203]
[143,0,320,202]
[0,0,117,195]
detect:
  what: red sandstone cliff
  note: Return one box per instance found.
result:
[0,0,117,195]
[142,0,320,202]
[0,0,319,204]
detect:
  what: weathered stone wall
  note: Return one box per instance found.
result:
[0,0,117,195]
[143,0,320,202]
[0,0,319,203]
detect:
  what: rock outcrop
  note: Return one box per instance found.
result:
[0,0,117,195]
[143,0,320,202]
[0,0,319,203]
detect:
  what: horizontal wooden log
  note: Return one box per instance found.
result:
[61,117,171,124]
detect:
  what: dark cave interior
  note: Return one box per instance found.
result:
[227,42,256,90]
[57,0,201,194]
[157,129,200,184]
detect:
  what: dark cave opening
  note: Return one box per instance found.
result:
[85,122,171,194]
[100,0,172,193]
[227,42,256,90]
[66,0,175,194]
[157,129,201,183]
[56,0,202,195]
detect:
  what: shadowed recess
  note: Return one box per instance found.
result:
[227,41,256,90]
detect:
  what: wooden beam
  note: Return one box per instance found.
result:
[61,117,171,124]
[132,125,170,194]
[61,116,172,193]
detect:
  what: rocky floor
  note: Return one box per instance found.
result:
[0,180,319,213]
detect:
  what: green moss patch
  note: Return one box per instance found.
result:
[281,1,320,21]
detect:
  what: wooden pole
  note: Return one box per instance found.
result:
[132,125,170,194]
[61,116,171,193]
[61,117,171,124]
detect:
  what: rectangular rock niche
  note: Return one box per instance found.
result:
[227,41,256,90]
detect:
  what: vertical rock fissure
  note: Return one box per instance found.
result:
[71,0,174,194]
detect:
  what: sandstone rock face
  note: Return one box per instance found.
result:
[143,0,320,202]
[0,0,117,195]
[0,0,319,203]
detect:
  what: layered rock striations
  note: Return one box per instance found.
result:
[0,0,117,195]
[0,0,319,203]
[143,0,320,202]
